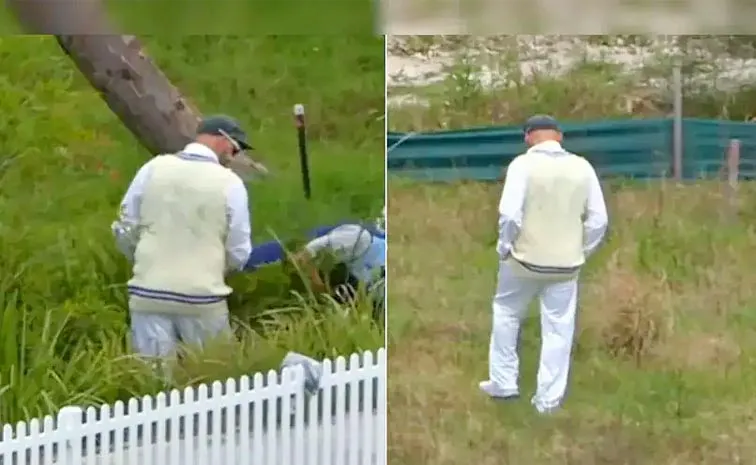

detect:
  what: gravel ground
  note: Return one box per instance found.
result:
[386,35,756,106]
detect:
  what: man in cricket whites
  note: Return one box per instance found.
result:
[298,206,386,320]
[111,115,255,359]
[245,205,386,321]
[480,115,609,414]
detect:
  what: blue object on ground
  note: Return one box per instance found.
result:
[244,222,385,271]
[244,241,287,270]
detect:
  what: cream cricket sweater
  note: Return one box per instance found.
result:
[498,141,608,278]
[127,153,240,315]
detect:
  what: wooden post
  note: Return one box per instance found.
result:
[672,65,684,181]
[725,139,740,220]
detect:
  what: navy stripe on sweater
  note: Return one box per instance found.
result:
[128,285,227,305]
[512,259,581,274]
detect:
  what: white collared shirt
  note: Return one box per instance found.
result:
[112,143,253,271]
[497,140,608,261]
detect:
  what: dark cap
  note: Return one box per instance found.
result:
[523,115,561,134]
[197,115,252,149]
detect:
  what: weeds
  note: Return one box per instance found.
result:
[0,35,385,424]
[388,36,756,464]
[388,181,756,464]
[388,35,756,131]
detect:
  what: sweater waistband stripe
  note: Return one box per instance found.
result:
[128,286,227,304]
[513,259,581,274]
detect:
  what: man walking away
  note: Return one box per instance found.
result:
[479,115,608,414]
[112,115,254,360]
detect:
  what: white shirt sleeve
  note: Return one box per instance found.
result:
[111,160,155,261]
[304,225,372,263]
[225,176,253,271]
[496,157,528,258]
[583,163,609,258]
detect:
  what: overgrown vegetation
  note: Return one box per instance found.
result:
[388,35,756,464]
[388,35,756,130]
[0,35,384,424]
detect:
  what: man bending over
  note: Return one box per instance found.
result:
[112,115,253,360]
[245,207,386,321]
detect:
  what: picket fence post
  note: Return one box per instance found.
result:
[56,406,83,465]
[1,349,386,465]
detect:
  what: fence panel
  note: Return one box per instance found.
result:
[388,118,755,181]
[0,348,386,465]
[561,119,672,178]
[682,118,756,178]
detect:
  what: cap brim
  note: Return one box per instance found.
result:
[236,139,253,150]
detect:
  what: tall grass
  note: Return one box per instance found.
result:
[387,35,756,464]
[0,35,385,424]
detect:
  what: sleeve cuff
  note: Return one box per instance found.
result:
[496,243,511,258]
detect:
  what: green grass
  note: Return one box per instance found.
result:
[388,180,756,465]
[0,35,385,424]
[0,1,378,34]
[387,36,756,464]
[105,1,377,34]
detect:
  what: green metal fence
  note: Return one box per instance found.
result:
[387,118,756,181]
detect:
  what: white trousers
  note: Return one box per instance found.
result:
[130,312,231,358]
[487,259,579,412]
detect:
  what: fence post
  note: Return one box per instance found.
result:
[56,406,83,465]
[725,139,740,221]
[672,64,684,181]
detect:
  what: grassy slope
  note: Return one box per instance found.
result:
[387,38,756,464]
[0,35,384,423]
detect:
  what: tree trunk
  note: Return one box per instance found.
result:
[6,0,114,34]
[6,0,265,178]
[7,0,199,154]
[56,34,202,155]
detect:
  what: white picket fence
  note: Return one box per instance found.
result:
[0,348,386,465]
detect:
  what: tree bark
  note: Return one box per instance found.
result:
[7,0,199,154]
[56,34,202,156]
[6,0,265,178]
[6,0,113,34]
